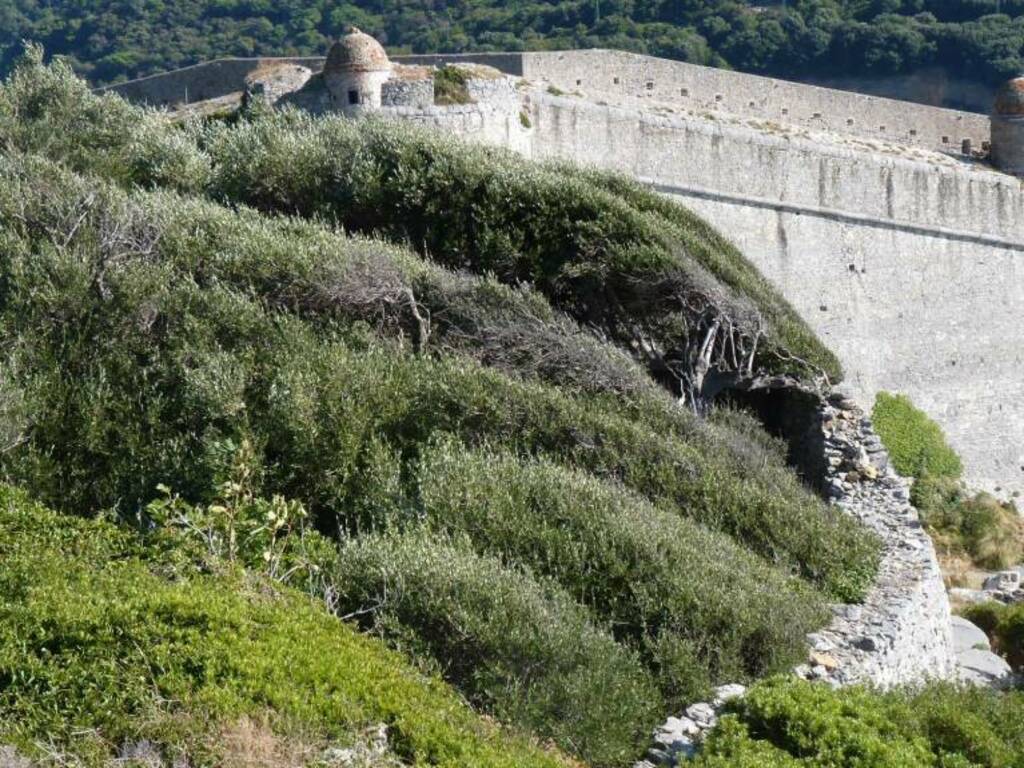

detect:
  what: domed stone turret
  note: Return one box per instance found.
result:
[991,77,1024,176]
[323,27,392,112]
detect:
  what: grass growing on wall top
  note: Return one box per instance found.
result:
[872,391,962,479]
[433,65,472,105]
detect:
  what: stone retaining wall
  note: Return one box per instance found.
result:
[636,388,957,767]
[801,391,955,687]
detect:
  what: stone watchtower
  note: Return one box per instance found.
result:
[323,27,391,113]
[991,77,1024,176]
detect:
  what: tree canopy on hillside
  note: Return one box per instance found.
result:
[1,0,1022,92]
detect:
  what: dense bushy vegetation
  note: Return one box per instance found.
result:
[333,531,661,767]
[0,48,842,390]
[873,392,1022,571]
[0,485,568,767]
[3,0,1023,100]
[690,677,1024,767]
[0,54,884,765]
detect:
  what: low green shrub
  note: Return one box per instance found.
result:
[963,601,1024,672]
[872,392,962,480]
[414,442,829,703]
[331,530,661,767]
[914,475,1024,571]
[0,485,569,768]
[434,66,472,105]
[692,677,1024,767]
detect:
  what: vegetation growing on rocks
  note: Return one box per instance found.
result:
[872,392,1022,571]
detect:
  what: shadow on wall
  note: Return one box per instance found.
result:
[719,387,829,495]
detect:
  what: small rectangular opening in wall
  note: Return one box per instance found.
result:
[749,100,756,108]
[614,77,620,85]
[646,81,654,91]
[715,94,723,101]
[781,108,789,115]
[348,89,359,105]
[909,129,918,136]
[847,118,854,126]
[942,136,949,144]
[982,140,991,152]
[962,138,972,155]
[879,125,886,132]
[681,87,689,96]
[812,112,822,118]
[576,79,582,86]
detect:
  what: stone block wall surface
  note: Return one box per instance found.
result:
[515,93,1024,497]
[382,78,435,108]
[518,50,989,153]
[807,394,956,688]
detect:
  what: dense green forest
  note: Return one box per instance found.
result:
[1,0,1023,88]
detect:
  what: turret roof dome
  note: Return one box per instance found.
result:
[324,27,390,73]
[994,76,1024,117]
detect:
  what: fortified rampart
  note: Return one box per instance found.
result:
[105,50,990,154]
[399,50,991,154]
[101,47,1024,497]
[523,95,1024,497]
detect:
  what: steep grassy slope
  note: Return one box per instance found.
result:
[0,485,570,768]
[0,52,880,767]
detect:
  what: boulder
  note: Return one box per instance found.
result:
[951,616,991,654]
[982,571,1021,592]
[711,683,746,706]
[957,648,1014,689]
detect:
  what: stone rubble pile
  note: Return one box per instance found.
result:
[951,568,1024,607]
[635,389,961,767]
[634,685,746,768]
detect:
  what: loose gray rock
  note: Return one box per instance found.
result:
[951,616,991,654]
[983,571,1021,593]
[956,648,1015,689]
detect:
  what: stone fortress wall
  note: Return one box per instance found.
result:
[399,50,991,154]
[101,57,326,106]
[400,87,1024,498]
[101,47,1024,498]
[106,49,990,155]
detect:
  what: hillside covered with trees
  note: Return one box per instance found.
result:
[1,0,1022,93]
